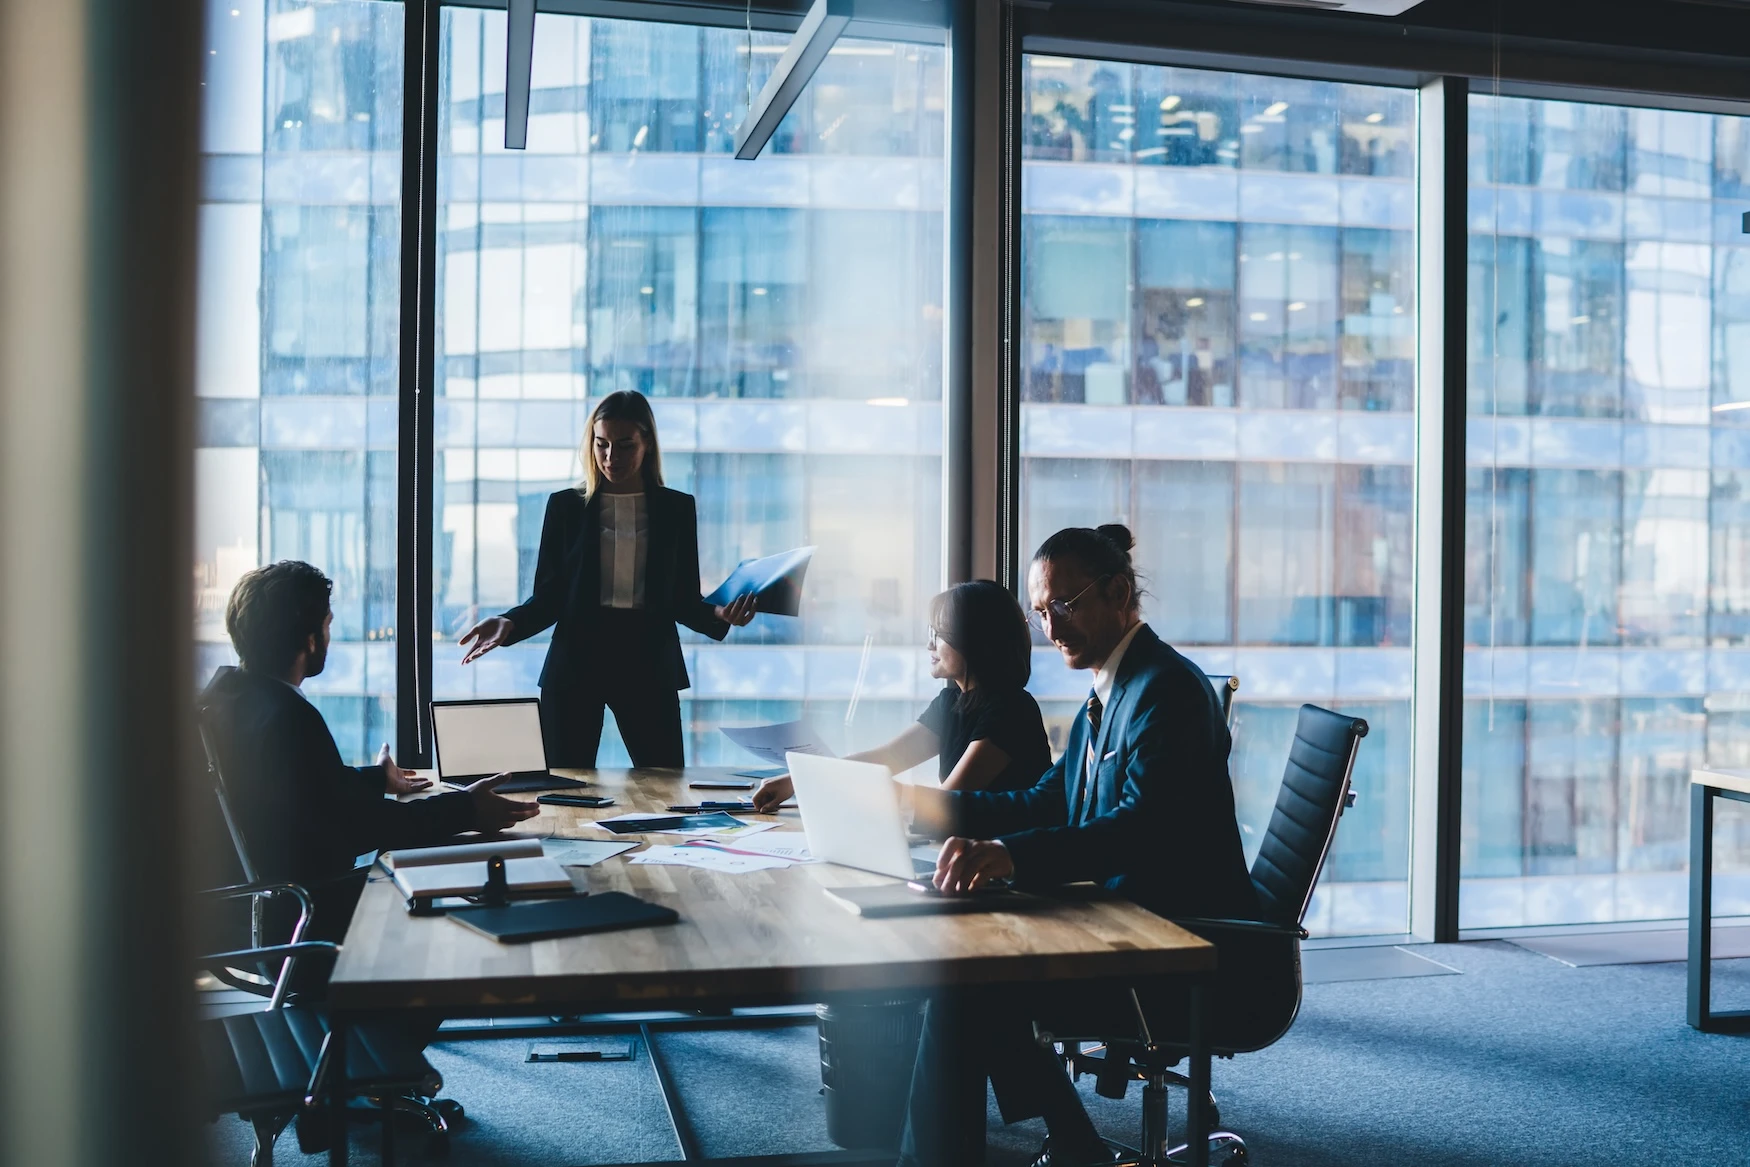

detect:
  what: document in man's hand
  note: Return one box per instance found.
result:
[387,838,573,899]
[704,546,814,616]
[720,720,834,768]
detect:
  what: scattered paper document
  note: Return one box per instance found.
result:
[685,832,815,863]
[721,720,835,769]
[630,845,792,875]
[541,839,639,867]
[704,546,814,616]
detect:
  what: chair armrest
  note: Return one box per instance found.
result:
[1170,916,1309,940]
[200,881,314,912]
[197,941,340,969]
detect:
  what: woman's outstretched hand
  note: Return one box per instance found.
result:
[751,775,794,813]
[459,615,514,664]
[715,593,758,628]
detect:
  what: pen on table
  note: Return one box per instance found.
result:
[666,801,753,813]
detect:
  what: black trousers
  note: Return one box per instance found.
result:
[541,678,683,768]
[898,938,1297,1167]
[540,609,687,768]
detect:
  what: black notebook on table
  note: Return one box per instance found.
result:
[447,892,678,943]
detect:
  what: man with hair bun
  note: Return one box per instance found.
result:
[897,524,1264,1167]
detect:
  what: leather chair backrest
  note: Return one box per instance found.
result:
[197,709,261,885]
[1205,674,1239,728]
[1250,703,1368,928]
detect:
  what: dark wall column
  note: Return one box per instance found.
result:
[0,0,205,1161]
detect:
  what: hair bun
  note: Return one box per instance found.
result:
[1095,523,1134,556]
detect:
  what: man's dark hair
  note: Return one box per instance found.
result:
[225,560,333,674]
[1032,523,1143,614]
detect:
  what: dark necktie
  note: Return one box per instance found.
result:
[1074,690,1103,824]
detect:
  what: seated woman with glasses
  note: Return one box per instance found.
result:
[751,579,1050,811]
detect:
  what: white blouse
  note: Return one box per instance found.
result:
[598,492,649,609]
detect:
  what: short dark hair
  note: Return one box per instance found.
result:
[930,580,1032,709]
[225,560,333,674]
[1031,523,1142,614]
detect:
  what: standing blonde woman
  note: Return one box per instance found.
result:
[458,390,756,766]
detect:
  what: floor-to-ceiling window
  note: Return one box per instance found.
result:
[195,0,402,762]
[429,12,946,764]
[1463,95,1750,927]
[1020,58,1417,936]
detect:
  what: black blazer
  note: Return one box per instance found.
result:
[198,666,478,939]
[946,624,1260,923]
[500,486,729,690]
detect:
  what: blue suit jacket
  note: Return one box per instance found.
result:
[948,624,1260,923]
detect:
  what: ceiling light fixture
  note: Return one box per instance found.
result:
[735,0,852,160]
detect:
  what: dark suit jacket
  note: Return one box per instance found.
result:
[947,624,1260,923]
[500,486,729,690]
[198,666,477,942]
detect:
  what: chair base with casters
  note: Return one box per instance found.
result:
[195,883,456,1166]
[1052,704,1369,1167]
[199,983,452,1166]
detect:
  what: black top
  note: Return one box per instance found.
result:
[917,685,1052,794]
[945,624,1261,923]
[500,486,729,691]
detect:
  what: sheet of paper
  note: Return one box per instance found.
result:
[629,845,791,874]
[684,832,815,863]
[720,720,835,768]
[541,839,639,867]
[703,546,814,616]
[668,818,778,840]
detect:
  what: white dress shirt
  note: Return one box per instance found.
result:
[1093,620,1147,710]
[598,492,649,609]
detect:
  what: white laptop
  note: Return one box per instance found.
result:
[785,753,937,881]
[430,698,588,794]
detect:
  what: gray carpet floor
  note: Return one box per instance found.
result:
[207,941,1750,1166]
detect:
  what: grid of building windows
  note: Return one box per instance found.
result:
[1464,95,1750,927]
[1018,58,1418,935]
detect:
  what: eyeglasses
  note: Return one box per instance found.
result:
[926,626,941,646]
[1027,576,1108,632]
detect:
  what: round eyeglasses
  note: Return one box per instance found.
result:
[1026,576,1108,632]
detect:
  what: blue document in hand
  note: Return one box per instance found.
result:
[704,546,814,617]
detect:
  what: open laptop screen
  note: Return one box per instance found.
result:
[431,700,547,780]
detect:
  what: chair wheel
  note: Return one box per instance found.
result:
[1221,1147,1248,1166]
[434,1099,464,1123]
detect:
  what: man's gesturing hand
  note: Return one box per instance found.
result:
[465,773,541,833]
[933,836,1014,895]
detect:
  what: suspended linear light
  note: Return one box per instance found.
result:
[505,0,535,150]
[734,0,854,161]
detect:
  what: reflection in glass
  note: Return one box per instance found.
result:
[1021,58,1418,935]
[432,9,946,766]
[1465,94,1750,926]
[194,0,402,763]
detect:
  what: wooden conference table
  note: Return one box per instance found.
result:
[325,766,1219,1166]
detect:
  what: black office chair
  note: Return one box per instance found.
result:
[195,882,445,1166]
[1058,702,1368,1166]
[1205,675,1239,728]
[195,714,461,1157]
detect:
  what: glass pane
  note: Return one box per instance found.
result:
[1464,94,1750,926]
[194,0,402,763]
[432,11,945,767]
[1020,58,1417,937]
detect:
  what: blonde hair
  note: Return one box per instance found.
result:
[579,390,664,499]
